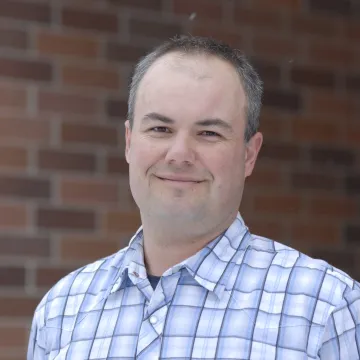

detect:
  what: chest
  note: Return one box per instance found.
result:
[46,284,323,359]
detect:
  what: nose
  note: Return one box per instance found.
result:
[164,133,196,166]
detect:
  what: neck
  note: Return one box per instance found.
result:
[141,212,237,276]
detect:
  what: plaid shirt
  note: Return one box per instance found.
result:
[28,214,360,359]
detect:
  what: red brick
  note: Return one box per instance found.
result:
[38,90,99,115]
[38,149,96,172]
[247,166,283,187]
[346,226,360,243]
[107,43,150,63]
[310,196,358,218]
[62,8,118,33]
[311,249,355,276]
[130,19,182,40]
[0,204,27,229]
[346,175,360,195]
[37,207,96,231]
[0,0,50,23]
[56,0,105,6]
[310,147,355,167]
[0,84,26,109]
[234,8,284,30]
[0,117,50,144]
[263,88,302,111]
[308,0,352,16]
[107,155,128,174]
[0,325,27,347]
[251,59,282,85]
[0,266,25,287]
[190,23,243,48]
[0,27,27,49]
[106,99,128,119]
[0,57,52,82]
[260,142,301,162]
[173,0,223,20]
[245,218,285,240]
[309,42,357,68]
[292,171,339,190]
[60,178,119,205]
[291,222,340,246]
[0,296,39,317]
[60,237,124,261]
[0,146,27,169]
[62,65,119,90]
[108,0,162,10]
[292,116,342,143]
[252,0,302,10]
[347,124,360,145]
[61,123,118,146]
[36,266,75,288]
[37,30,99,58]
[258,111,289,138]
[105,211,141,233]
[259,119,287,138]
[291,14,339,37]
[308,92,357,117]
[254,195,303,214]
[0,176,50,199]
[0,235,49,257]
[290,66,335,88]
[346,21,360,40]
[253,35,299,60]
[239,187,253,211]
[346,74,360,93]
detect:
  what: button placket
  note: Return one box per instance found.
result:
[148,305,167,335]
[149,315,158,325]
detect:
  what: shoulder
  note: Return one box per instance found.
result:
[244,233,359,306]
[32,246,129,329]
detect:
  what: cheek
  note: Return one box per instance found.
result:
[205,149,245,193]
[204,154,231,189]
[129,139,163,173]
[209,150,244,178]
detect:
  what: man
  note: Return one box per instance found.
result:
[28,36,360,359]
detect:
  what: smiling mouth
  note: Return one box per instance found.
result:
[156,176,203,184]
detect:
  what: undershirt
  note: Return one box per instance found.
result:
[147,274,161,289]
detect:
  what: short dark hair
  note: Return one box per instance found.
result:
[127,35,263,141]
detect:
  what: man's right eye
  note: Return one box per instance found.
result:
[150,127,170,133]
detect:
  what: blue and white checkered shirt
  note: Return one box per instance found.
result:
[28,214,360,359]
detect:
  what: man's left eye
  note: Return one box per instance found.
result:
[201,131,220,137]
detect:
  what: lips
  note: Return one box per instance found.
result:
[156,176,202,183]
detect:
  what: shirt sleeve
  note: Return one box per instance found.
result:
[27,310,46,360]
[318,285,360,360]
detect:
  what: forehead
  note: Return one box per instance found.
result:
[135,52,246,122]
[139,52,243,93]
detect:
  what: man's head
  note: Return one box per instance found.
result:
[125,36,263,233]
[128,36,263,142]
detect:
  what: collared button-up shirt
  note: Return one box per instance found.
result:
[28,214,360,359]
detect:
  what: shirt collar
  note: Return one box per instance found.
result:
[177,213,251,298]
[108,213,251,298]
[107,226,145,295]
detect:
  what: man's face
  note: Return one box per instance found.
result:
[125,53,262,226]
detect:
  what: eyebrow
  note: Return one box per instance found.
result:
[142,112,233,132]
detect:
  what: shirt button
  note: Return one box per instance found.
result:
[150,316,157,324]
[133,272,139,277]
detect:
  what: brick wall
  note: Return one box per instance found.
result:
[0,0,359,358]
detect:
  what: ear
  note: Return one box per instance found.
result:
[125,120,131,164]
[244,132,263,178]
